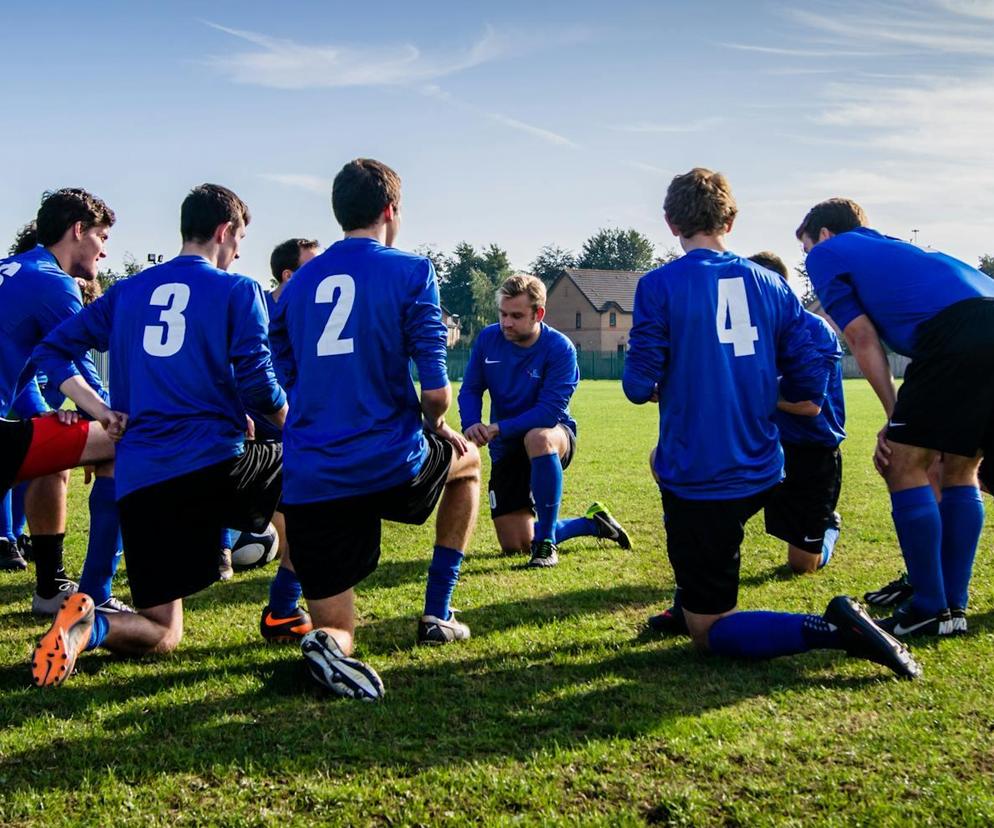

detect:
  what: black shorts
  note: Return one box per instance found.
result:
[0,417,33,495]
[764,443,842,554]
[488,424,576,518]
[661,486,774,616]
[118,441,283,609]
[887,298,994,457]
[283,431,453,601]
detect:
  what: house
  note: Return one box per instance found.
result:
[545,268,644,352]
[441,305,461,348]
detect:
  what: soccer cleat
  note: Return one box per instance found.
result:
[0,538,27,571]
[32,578,79,616]
[17,533,33,562]
[528,539,559,568]
[647,606,689,635]
[877,602,954,638]
[31,593,95,688]
[950,608,968,635]
[218,548,234,581]
[585,502,632,550]
[300,629,384,701]
[260,605,313,643]
[94,595,135,615]
[863,572,914,608]
[417,611,471,645]
[823,595,921,680]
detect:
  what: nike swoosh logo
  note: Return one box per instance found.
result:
[264,614,306,627]
[893,618,936,635]
[485,358,500,364]
[803,535,823,543]
[888,421,907,428]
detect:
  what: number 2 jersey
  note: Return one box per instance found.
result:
[33,255,286,499]
[270,237,448,504]
[623,249,828,500]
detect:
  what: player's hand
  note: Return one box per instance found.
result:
[245,415,256,441]
[436,421,470,457]
[464,423,491,446]
[101,409,128,442]
[873,423,892,475]
[52,409,80,426]
[649,386,659,403]
[83,465,96,485]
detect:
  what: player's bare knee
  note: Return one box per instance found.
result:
[523,428,555,458]
[151,624,183,654]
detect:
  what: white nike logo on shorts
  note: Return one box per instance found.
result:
[888,421,907,428]
[803,535,823,544]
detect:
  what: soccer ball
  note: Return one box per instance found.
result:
[231,523,279,570]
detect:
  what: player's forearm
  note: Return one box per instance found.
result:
[777,399,822,417]
[265,402,288,430]
[58,375,112,423]
[844,321,896,417]
[421,385,451,429]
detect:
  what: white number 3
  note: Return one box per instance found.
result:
[316,274,356,356]
[715,278,759,357]
[143,283,190,357]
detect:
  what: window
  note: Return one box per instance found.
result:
[617,343,626,354]
[575,312,582,329]
[609,311,617,328]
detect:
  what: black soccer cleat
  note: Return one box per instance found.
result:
[647,606,689,636]
[585,502,632,550]
[950,608,968,635]
[823,595,922,680]
[527,539,559,568]
[863,572,914,608]
[300,630,384,701]
[0,538,27,572]
[877,602,954,638]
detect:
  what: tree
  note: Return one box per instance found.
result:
[438,242,514,340]
[794,263,818,309]
[530,244,576,285]
[653,247,681,268]
[979,255,994,278]
[412,244,451,283]
[97,252,143,292]
[577,228,654,271]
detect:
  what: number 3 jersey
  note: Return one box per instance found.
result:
[33,255,286,498]
[269,237,448,504]
[623,249,828,500]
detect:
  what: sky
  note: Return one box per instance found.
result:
[2,0,993,284]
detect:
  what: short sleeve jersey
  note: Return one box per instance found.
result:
[270,237,448,503]
[623,249,828,500]
[805,228,994,357]
[33,255,285,498]
[457,323,579,463]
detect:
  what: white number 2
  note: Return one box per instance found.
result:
[143,283,190,357]
[316,274,356,356]
[715,278,758,357]
[0,261,21,288]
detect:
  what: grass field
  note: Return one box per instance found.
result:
[2,379,994,826]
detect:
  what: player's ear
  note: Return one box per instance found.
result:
[383,202,396,223]
[281,268,293,283]
[664,215,681,238]
[818,227,835,243]
[724,216,735,234]
[535,306,546,323]
[72,221,85,241]
[215,221,233,245]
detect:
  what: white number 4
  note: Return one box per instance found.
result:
[715,278,758,357]
[316,274,355,356]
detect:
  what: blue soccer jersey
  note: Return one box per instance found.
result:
[270,237,448,503]
[0,246,105,413]
[806,228,994,357]
[458,323,579,463]
[773,311,846,448]
[245,290,283,443]
[34,255,285,498]
[623,249,828,500]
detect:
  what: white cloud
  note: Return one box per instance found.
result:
[485,113,577,148]
[609,118,723,134]
[933,0,994,19]
[202,22,504,89]
[259,173,333,194]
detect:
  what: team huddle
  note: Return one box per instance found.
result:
[2,160,992,700]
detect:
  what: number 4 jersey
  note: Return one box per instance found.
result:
[623,249,829,500]
[270,237,448,504]
[33,255,286,498]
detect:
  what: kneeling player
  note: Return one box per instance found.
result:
[30,184,287,687]
[458,274,630,568]
[750,251,845,575]
[626,167,918,679]
[272,159,480,701]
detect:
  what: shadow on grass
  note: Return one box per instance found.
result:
[0,582,895,796]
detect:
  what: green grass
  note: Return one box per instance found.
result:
[3,379,994,826]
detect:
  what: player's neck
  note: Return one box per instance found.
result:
[45,242,73,274]
[180,241,222,268]
[344,224,388,245]
[679,232,727,254]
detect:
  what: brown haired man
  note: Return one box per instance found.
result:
[625,168,918,678]
[799,198,994,638]
[459,274,630,568]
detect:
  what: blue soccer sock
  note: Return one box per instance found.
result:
[707,611,842,659]
[78,477,123,606]
[220,527,236,550]
[890,486,946,615]
[820,526,839,569]
[11,482,27,539]
[553,516,599,543]
[86,612,109,651]
[423,545,464,620]
[0,490,13,542]
[268,565,303,617]
[530,453,563,544]
[939,485,984,611]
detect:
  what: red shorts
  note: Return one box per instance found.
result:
[15,416,90,483]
